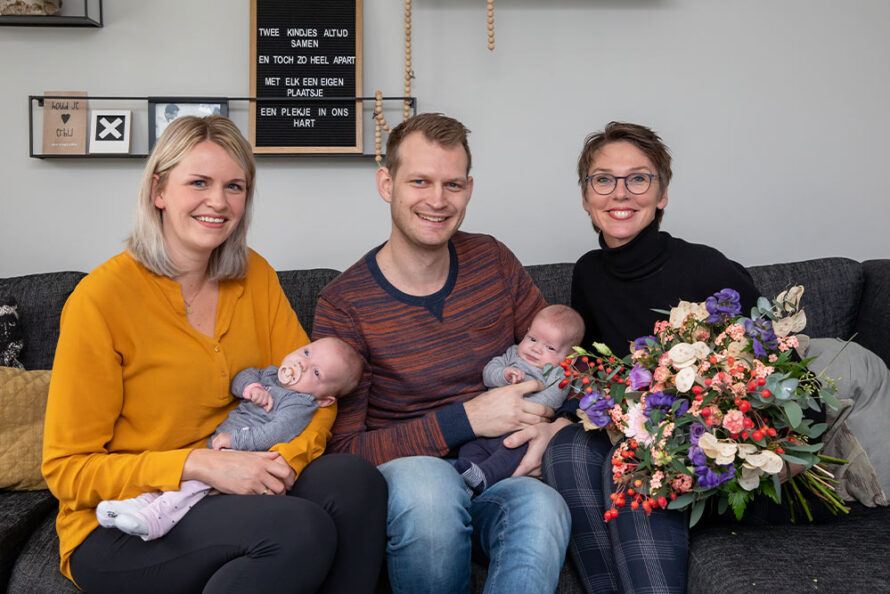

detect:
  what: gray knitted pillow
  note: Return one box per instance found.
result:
[804,337,890,506]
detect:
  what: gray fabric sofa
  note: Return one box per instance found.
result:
[2,256,888,593]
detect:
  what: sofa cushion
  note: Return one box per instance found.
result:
[7,512,79,594]
[0,272,86,370]
[277,268,340,337]
[526,263,574,307]
[747,257,862,341]
[0,368,51,490]
[0,490,56,591]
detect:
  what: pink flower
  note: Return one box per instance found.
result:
[752,359,775,379]
[670,474,693,493]
[694,328,711,342]
[727,323,746,341]
[653,366,671,383]
[777,335,799,352]
[624,402,654,447]
[650,470,665,491]
[722,409,745,433]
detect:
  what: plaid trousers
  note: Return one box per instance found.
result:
[543,423,688,594]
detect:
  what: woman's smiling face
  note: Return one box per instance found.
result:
[152,140,247,266]
[582,140,668,248]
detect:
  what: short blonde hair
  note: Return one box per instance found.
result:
[127,115,256,280]
[384,113,472,178]
[537,305,585,349]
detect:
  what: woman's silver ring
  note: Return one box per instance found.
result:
[262,488,269,495]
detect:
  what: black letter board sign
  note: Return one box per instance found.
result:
[250,0,363,154]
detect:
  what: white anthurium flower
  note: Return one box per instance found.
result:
[675,367,696,392]
[668,343,697,367]
[714,442,739,465]
[739,464,762,490]
[691,341,711,360]
[669,301,709,329]
[727,338,750,360]
[772,310,807,338]
[736,444,758,458]
[744,451,785,475]
[776,285,805,312]
[698,433,738,465]
[673,358,697,370]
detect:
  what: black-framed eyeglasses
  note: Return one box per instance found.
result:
[586,172,660,195]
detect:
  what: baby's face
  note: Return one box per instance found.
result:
[516,317,572,369]
[277,339,345,399]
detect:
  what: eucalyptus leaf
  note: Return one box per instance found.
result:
[756,296,772,313]
[669,494,694,509]
[783,400,803,428]
[807,422,827,439]
[821,388,842,410]
[779,452,812,465]
[689,500,705,528]
[784,441,824,453]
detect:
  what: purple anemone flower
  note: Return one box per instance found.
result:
[579,390,614,428]
[705,288,742,323]
[632,336,657,354]
[689,422,706,445]
[644,391,677,418]
[690,444,734,489]
[743,317,778,358]
[628,363,653,391]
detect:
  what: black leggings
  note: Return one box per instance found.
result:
[70,454,387,594]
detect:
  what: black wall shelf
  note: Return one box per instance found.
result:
[29,94,416,159]
[0,0,102,27]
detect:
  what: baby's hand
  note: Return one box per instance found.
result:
[245,386,274,412]
[504,367,526,384]
[212,432,232,450]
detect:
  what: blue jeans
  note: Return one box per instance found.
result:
[378,456,571,594]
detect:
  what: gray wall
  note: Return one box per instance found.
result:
[2,0,888,277]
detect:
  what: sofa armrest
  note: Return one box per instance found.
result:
[0,490,56,591]
[855,259,890,368]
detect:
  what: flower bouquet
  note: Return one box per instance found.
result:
[557,286,849,527]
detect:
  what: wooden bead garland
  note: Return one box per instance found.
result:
[488,0,495,51]
[374,0,494,164]
[374,0,415,165]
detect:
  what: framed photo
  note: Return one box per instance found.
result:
[148,97,229,151]
[89,109,132,154]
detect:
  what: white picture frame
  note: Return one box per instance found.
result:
[88,109,132,154]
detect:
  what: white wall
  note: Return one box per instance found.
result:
[2,0,888,277]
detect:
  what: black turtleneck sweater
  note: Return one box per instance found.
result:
[571,218,759,355]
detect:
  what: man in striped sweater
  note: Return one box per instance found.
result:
[313,113,571,594]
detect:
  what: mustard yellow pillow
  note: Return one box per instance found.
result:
[0,367,51,490]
